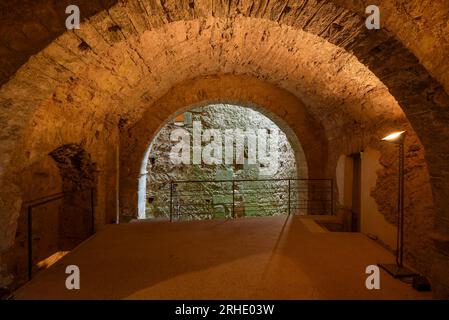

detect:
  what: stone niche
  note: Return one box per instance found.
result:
[8,144,97,288]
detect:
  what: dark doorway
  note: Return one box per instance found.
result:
[351,153,362,232]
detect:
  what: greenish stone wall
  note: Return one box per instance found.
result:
[144,104,298,220]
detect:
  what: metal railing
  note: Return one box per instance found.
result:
[23,188,95,280]
[168,178,333,222]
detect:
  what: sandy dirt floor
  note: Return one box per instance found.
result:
[14,215,431,300]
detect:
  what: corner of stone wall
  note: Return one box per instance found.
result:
[0,251,13,292]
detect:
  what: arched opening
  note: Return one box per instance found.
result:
[137,103,309,220]
[1,0,448,299]
[48,144,96,249]
[10,144,97,286]
[120,75,329,221]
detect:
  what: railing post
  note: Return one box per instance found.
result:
[90,188,95,234]
[232,180,236,219]
[27,206,32,281]
[24,188,99,282]
[330,179,334,216]
[170,181,173,222]
[288,179,291,215]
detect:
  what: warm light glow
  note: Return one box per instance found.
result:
[36,251,69,269]
[382,131,406,142]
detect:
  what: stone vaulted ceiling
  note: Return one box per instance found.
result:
[1,0,448,93]
[1,0,449,296]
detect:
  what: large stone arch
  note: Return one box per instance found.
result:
[135,102,310,220]
[8,143,98,286]
[120,74,327,218]
[1,1,449,94]
[0,0,447,296]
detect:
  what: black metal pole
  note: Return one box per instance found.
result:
[232,180,236,219]
[331,179,334,216]
[378,132,416,278]
[27,206,32,281]
[398,142,405,267]
[90,188,95,235]
[170,181,173,222]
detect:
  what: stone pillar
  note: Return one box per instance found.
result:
[428,156,449,298]
[432,232,449,299]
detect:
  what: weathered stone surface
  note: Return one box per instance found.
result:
[144,103,300,219]
[371,131,434,276]
[0,0,448,297]
[0,0,117,86]
[120,74,329,218]
[2,0,449,94]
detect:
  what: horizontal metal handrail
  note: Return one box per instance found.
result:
[23,188,94,208]
[168,178,334,222]
[22,192,66,208]
[172,178,332,183]
[25,187,95,281]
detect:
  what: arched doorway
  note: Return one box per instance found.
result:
[0,0,448,297]
[137,103,309,220]
[119,75,329,221]
[10,144,96,286]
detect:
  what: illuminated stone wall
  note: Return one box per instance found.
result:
[145,104,299,219]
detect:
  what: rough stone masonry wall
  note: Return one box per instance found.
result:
[332,0,449,94]
[326,116,434,277]
[145,103,300,219]
[1,1,449,94]
[1,78,121,290]
[0,0,448,296]
[7,144,99,288]
[376,142,434,276]
[119,74,330,220]
[48,144,97,251]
